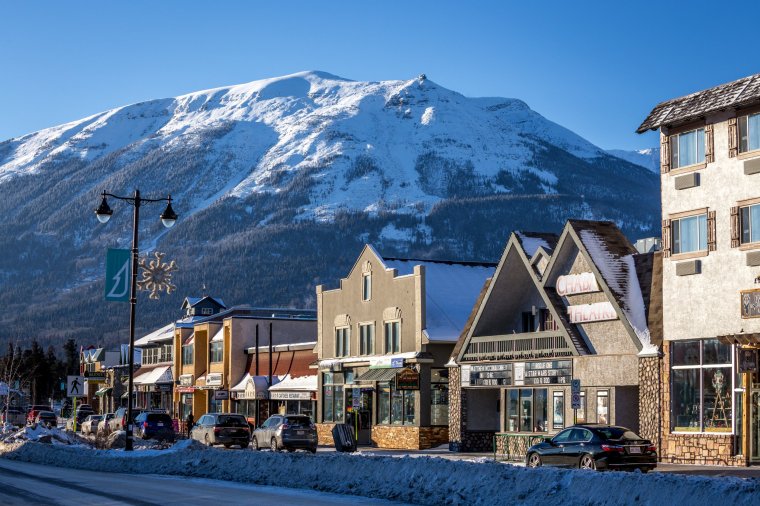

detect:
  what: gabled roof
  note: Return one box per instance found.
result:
[135,322,174,347]
[637,72,760,133]
[182,295,227,309]
[515,231,559,257]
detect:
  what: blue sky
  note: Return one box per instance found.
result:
[1,0,758,150]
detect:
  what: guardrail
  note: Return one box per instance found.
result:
[493,433,546,462]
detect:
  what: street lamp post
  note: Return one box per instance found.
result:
[95,189,177,451]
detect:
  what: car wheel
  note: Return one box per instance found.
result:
[309,447,317,454]
[205,434,212,447]
[527,453,542,468]
[270,438,279,452]
[224,443,231,449]
[579,454,596,470]
[251,437,259,450]
[240,442,249,449]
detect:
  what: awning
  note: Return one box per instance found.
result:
[211,328,224,343]
[718,333,760,346]
[268,374,317,392]
[133,365,173,385]
[230,373,270,400]
[95,387,112,396]
[355,368,399,382]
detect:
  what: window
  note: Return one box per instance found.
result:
[359,323,375,355]
[430,369,449,426]
[739,112,760,153]
[201,307,213,315]
[596,390,609,424]
[384,321,400,354]
[672,213,707,254]
[322,373,345,423]
[377,381,416,425]
[209,341,223,363]
[741,203,760,245]
[552,391,565,429]
[181,345,193,366]
[506,388,548,432]
[670,128,705,168]
[335,327,350,357]
[576,391,586,423]
[362,273,372,301]
[671,339,733,433]
[521,312,536,332]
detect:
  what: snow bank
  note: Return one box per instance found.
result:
[2,441,760,505]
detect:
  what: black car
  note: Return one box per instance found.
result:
[135,412,175,442]
[526,424,657,472]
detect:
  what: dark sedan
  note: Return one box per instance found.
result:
[526,424,656,472]
[135,412,175,442]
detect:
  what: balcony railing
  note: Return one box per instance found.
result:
[461,331,573,362]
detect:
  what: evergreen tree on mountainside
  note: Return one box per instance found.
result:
[63,338,78,376]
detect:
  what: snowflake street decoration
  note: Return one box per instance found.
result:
[137,252,178,300]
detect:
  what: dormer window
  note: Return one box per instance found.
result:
[671,128,705,168]
[362,273,372,302]
[201,307,213,315]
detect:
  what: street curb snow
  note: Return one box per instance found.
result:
[2,441,760,505]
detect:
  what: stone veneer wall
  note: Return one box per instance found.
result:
[660,341,745,466]
[638,355,662,451]
[448,366,496,452]
[317,423,448,450]
[317,423,336,446]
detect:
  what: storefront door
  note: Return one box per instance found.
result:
[346,388,373,445]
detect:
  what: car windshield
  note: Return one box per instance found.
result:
[38,411,54,417]
[285,416,311,427]
[217,415,247,427]
[597,427,643,441]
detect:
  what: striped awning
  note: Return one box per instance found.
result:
[355,368,399,383]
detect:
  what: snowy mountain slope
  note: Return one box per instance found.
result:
[0,71,660,349]
[607,147,660,173]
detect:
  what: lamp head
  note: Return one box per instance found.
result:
[160,198,178,228]
[95,195,113,224]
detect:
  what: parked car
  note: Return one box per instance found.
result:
[251,414,317,453]
[1,407,26,427]
[65,405,94,431]
[80,414,103,435]
[35,411,57,428]
[135,412,175,442]
[191,413,250,449]
[526,424,657,472]
[26,405,51,425]
[97,413,115,435]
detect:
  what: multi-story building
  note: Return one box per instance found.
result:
[315,245,495,449]
[79,346,120,413]
[450,222,661,452]
[638,72,760,465]
[133,323,175,412]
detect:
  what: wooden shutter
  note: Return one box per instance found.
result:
[705,124,714,163]
[707,210,717,251]
[662,219,671,257]
[728,118,738,158]
[660,132,671,173]
[731,206,741,247]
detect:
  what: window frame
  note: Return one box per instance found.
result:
[376,380,417,426]
[362,273,372,302]
[740,201,760,246]
[670,127,706,170]
[739,111,760,155]
[384,320,401,354]
[321,372,345,423]
[504,387,548,433]
[335,327,350,357]
[209,341,223,363]
[596,390,609,424]
[358,322,375,356]
[552,391,565,430]
[670,211,708,256]
[181,344,194,366]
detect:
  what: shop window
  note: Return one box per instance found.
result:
[335,327,350,357]
[576,391,586,423]
[209,341,223,363]
[362,273,372,301]
[739,112,760,154]
[359,323,375,355]
[552,391,565,429]
[181,345,193,366]
[671,339,733,433]
[671,128,705,168]
[596,390,609,424]
[322,373,345,423]
[672,213,707,254]
[740,203,760,245]
[377,381,416,425]
[506,388,548,432]
[384,321,400,354]
[430,369,449,426]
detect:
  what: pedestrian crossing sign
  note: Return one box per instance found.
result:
[67,375,86,397]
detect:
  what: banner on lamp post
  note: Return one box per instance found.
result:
[105,248,131,302]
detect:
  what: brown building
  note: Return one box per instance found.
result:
[450,222,662,454]
[315,245,495,449]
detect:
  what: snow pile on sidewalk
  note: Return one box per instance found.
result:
[3,441,760,505]
[0,425,88,446]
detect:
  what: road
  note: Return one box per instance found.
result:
[0,459,407,506]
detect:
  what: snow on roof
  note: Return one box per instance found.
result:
[575,224,657,354]
[135,323,174,347]
[133,365,173,385]
[383,259,496,342]
[515,231,558,257]
[268,374,317,392]
[183,296,226,309]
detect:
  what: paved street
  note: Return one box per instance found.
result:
[0,459,407,506]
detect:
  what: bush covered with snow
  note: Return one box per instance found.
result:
[2,440,760,505]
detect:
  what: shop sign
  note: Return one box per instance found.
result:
[179,374,194,386]
[206,373,223,387]
[739,349,758,373]
[270,391,312,400]
[241,378,267,400]
[567,302,617,324]
[85,371,106,380]
[522,360,572,385]
[156,384,173,392]
[463,360,571,387]
[556,272,599,297]
[176,386,195,393]
[369,356,400,368]
[741,289,760,319]
[213,390,229,400]
[390,358,405,368]
[395,368,420,390]
[466,363,513,387]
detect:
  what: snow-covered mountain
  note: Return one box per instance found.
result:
[607,148,660,173]
[0,71,660,348]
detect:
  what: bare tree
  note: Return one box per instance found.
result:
[0,342,36,425]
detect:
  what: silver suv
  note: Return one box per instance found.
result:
[251,414,317,453]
